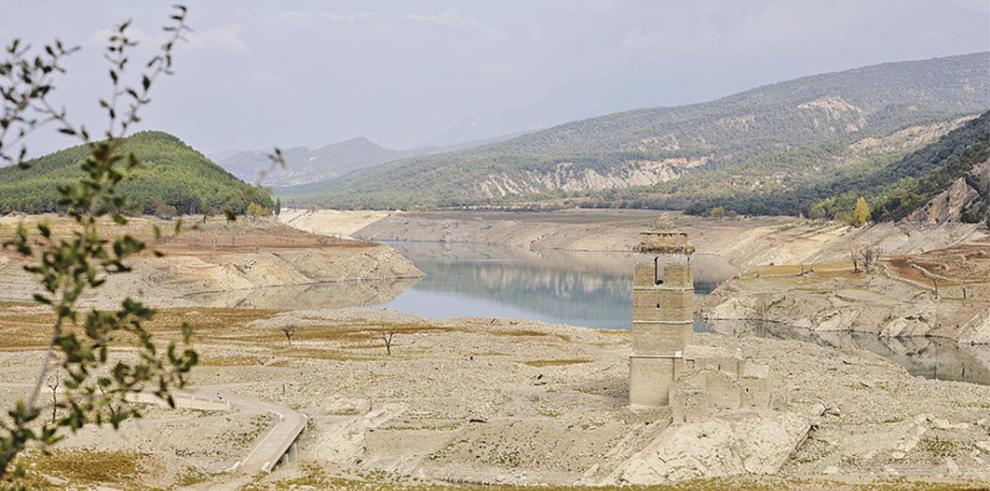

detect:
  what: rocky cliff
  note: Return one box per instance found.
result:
[906,158,990,224]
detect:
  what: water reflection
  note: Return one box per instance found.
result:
[706,320,990,385]
[382,241,732,329]
[185,278,417,310]
[184,240,990,385]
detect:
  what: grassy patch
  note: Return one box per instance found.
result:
[176,466,219,487]
[0,305,280,351]
[237,322,451,346]
[492,329,571,342]
[597,328,629,335]
[243,462,363,490]
[239,469,987,491]
[920,436,958,457]
[29,449,144,484]
[748,261,859,280]
[278,347,390,362]
[200,355,262,367]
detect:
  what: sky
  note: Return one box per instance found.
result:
[1,0,988,158]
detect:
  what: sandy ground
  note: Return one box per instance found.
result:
[2,306,990,489]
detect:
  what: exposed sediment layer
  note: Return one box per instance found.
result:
[286,209,986,270]
[0,215,423,309]
[700,242,990,344]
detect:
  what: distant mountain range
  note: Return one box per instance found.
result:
[280,52,990,213]
[424,58,767,147]
[216,133,525,188]
[0,131,272,215]
[216,137,418,187]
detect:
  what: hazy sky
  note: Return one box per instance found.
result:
[1,0,988,157]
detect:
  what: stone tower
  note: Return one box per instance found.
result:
[629,215,696,408]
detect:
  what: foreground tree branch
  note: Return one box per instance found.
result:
[0,7,200,479]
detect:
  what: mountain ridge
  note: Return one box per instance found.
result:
[218,132,530,187]
[424,51,990,148]
[281,52,990,211]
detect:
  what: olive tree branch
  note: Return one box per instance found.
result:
[0,6,196,479]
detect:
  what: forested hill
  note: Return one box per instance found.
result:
[0,131,273,216]
[828,111,989,223]
[280,52,990,210]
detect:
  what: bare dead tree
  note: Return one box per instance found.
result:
[381,331,395,356]
[859,246,884,273]
[98,385,118,422]
[754,295,769,323]
[911,263,947,299]
[280,324,296,347]
[849,248,861,273]
[45,372,60,425]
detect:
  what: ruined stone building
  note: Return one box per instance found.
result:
[629,218,771,423]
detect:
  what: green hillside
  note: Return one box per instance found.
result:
[683,111,990,220]
[824,111,989,222]
[281,52,990,211]
[0,131,272,216]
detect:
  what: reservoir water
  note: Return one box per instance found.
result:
[381,241,716,330]
[188,240,990,385]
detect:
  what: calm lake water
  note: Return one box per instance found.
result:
[382,241,724,330]
[188,240,990,385]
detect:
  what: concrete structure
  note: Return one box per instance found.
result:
[129,388,306,475]
[194,388,309,474]
[629,216,770,421]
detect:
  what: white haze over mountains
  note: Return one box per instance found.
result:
[1,0,988,159]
